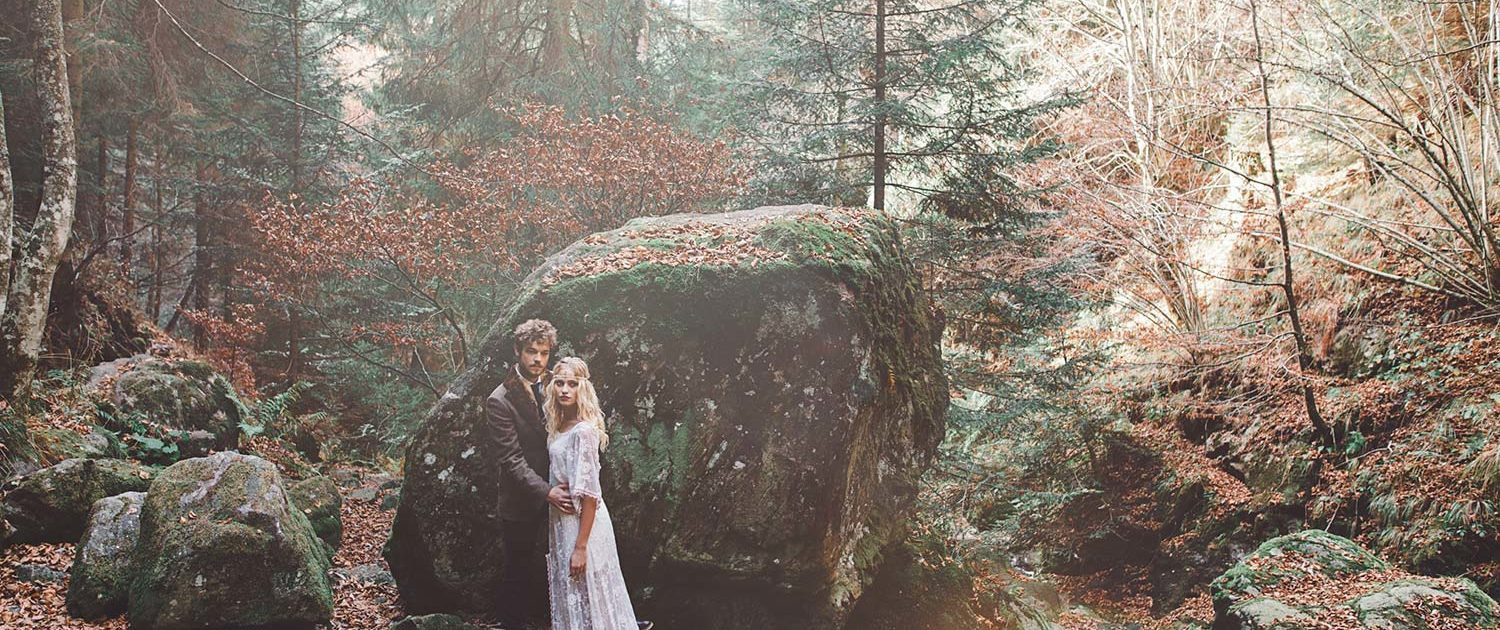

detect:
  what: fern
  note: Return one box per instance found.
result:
[241,382,311,439]
[1465,437,1500,492]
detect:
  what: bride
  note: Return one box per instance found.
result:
[543,357,647,630]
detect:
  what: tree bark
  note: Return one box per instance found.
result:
[122,119,137,277]
[0,0,79,398]
[0,90,14,317]
[92,136,108,244]
[872,0,887,212]
[149,142,163,322]
[541,0,576,73]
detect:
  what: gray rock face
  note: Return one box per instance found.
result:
[289,474,343,553]
[386,206,947,629]
[0,457,153,543]
[67,491,146,619]
[128,452,332,630]
[89,354,243,456]
[1210,530,1500,628]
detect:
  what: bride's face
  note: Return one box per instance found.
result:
[553,369,581,409]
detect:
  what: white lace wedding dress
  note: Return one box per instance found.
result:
[546,422,639,630]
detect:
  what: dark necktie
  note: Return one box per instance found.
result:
[530,381,546,421]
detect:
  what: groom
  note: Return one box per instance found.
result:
[487,319,651,630]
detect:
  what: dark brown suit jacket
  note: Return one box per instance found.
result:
[487,366,552,522]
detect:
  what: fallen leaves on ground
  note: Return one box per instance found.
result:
[0,543,125,630]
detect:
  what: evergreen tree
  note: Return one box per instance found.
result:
[733,0,1070,219]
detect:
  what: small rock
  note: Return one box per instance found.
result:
[332,563,396,586]
[14,563,68,582]
[389,613,480,630]
[176,430,220,459]
[380,491,401,512]
[349,487,379,502]
[378,477,402,490]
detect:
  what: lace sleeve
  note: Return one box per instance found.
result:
[572,425,604,502]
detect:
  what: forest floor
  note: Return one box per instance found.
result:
[0,463,409,629]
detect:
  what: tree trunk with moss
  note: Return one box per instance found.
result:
[0,0,79,399]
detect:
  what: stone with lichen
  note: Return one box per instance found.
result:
[127,452,332,629]
[386,205,947,629]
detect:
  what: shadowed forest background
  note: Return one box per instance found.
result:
[2,0,1500,628]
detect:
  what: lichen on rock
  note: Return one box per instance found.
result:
[387,205,947,628]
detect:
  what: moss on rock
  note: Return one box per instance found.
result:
[388,205,947,628]
[0,457,154,543]
[128,452,332,629]
[1210,530,1500,629]
[66,491,145,619]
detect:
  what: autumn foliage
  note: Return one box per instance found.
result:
[221,104,744,381]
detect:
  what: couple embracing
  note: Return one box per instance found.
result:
[487,319,652,630]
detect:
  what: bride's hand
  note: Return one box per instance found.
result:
[570,547,588,579]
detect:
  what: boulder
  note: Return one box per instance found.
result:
[0,457,154,543]
[66,491,146,619]
[1211,530,1500,628]
[89,354,244,457]
[128,452,332,629]
[386,205,947,628]
[289,474,343,553]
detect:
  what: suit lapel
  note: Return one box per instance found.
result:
[506,366,545,430]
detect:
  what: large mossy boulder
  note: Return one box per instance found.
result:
[89,354,243,457]
[0,457,154,543]
[386,205,947,628]
[66,491,146,619]
[1210,530,1500,628]
[128,452,333,629]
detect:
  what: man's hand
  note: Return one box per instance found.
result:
[548,482,575,514]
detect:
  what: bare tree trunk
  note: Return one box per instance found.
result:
[121,119,137,278]
[0,90,14,317]
[93,136,108,244]
[1251,0,1334,450]
[149,142,163,322]
[541,0,576,73]
[287,0,305,380]
[0,0,79,398]
[63,0,83,122]
[872,0,887,212]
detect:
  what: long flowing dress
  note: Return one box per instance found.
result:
[546,422,639,630]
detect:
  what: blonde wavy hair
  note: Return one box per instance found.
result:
[544,357,609,450]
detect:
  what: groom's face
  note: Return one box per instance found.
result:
[518,340,552,380]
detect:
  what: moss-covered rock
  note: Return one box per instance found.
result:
[1210,530,1500,628]
[128,452,332,629]
[89,354,244,459]
[0,457,153,543]
[387,205,947,628]
[290,474,343,553]
[66,491,145,619]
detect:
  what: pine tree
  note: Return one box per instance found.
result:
[733,0,1070,218]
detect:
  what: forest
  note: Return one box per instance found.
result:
[1,0,1499,628]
